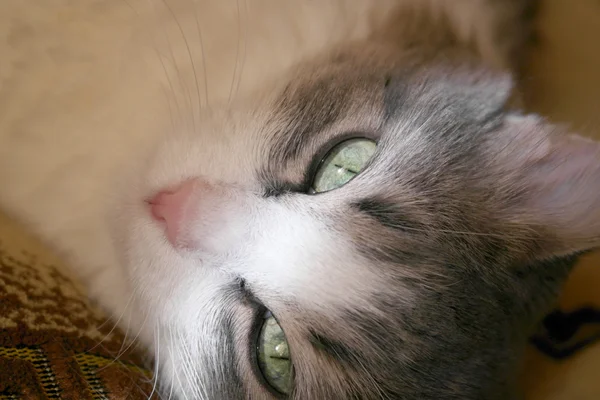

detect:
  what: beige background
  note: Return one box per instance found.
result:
[520,0,600,399]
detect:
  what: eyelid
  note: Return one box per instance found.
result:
[263,180,310,197]
[248,305,272,388]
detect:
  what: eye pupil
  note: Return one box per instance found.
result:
[311,138,377,193]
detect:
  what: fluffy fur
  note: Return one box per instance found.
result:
[1,1,599,399]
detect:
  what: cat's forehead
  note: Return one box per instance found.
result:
[257,46,510,194]
[260,51,391,187]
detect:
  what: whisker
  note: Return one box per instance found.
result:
[228,0,242,104]
[167,351,176,400]
[178,327,209,399]
[91,292,133,337]
[88,294,134,352]
[191,1,209,109]
[136,0,185,130]
[232,0,249,101]
[55,334,150,399]
[147,0,192,132]
[160,0,201,131]
[95,308,150,373]
[155,52,184,132]
[147,322,161,399]
[169,324,193,400]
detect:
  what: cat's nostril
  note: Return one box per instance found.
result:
[147,178,203,247]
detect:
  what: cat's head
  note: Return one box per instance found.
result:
[113,43,600,399]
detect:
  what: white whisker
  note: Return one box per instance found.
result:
[169,324,193,400]
[96,308,150,373]
[232,0,248,101]
[89,293,134,352]
[159,0,201,131]
[228,0,242,104]
[147,322,161,399]
[191,1,209,109]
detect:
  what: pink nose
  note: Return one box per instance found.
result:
[148,179,200,248]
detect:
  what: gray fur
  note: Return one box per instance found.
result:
[201,4,599,398]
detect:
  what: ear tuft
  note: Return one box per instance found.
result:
[445,68,514,118]
[414,67,515,123]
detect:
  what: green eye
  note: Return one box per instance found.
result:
[311,138,377,193]
[257,311,293,394]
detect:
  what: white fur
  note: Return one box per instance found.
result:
[0,1,512,396]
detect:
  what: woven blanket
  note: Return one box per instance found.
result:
[0,212,156,400]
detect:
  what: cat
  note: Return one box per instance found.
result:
[1,0,599,398]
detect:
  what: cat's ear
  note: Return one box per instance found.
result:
[439,68,515,122]
[491,114,600,258]
[410,67,515,123]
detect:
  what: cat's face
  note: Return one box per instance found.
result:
[113,43,600,399]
